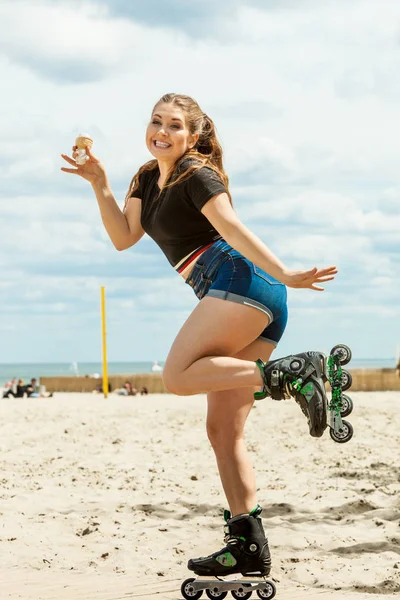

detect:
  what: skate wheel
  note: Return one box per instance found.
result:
[256,581,276,599]
[329,419,353,443]
[340,369,352,391]
[232,587,252,599]
[330,344,352,365]
[181,578,203,600]
[206,588,228,599]
[340,394,353,417]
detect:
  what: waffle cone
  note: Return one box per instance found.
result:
[75,134,93,150]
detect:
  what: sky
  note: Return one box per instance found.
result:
[0,0,399,364]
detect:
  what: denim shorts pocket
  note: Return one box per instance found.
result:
[252,264,284,286]
[186,263,205,287]
[195,272,213,299]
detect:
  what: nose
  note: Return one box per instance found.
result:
[156,125,168,137]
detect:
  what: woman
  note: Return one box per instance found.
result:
[61,93,337,579]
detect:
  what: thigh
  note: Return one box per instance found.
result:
[207,339,276,435]
[164,295,270,374]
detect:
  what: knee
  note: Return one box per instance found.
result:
[162,368,192,396]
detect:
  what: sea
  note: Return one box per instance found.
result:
[0,358,397,385]
[0,362,164,384]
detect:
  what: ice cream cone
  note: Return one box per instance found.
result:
[75,133,93,150]
[74,133,93,165]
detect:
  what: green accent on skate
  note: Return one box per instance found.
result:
[292,377,303,391]
[253,360,268,400]
[216,552,237,568]
[327,354,344,416]
[300,381,314,402]
[224,509,231,523]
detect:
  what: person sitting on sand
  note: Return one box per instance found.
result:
[2,378,17,398]
[93,381,112,394]
[26,378,40,397]
[25,378,53,398]
[16,379,26,398]
[117,381,137,396]
[62,93,337,583]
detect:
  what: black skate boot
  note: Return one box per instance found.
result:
[187,505,271,577]
[254,352,328,437]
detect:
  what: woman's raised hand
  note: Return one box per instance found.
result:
[61,145,107,186]
[281,266,338,291]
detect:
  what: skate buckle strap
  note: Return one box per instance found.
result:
[270,369,282,400]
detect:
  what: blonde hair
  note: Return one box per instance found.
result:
[124,93,231,208]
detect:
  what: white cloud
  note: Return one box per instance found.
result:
[0,0,399,362]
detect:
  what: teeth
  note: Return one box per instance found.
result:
[155,141,170,148]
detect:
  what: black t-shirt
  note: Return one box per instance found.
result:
[130,159,227,268]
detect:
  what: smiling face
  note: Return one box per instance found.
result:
[146,103,199,167]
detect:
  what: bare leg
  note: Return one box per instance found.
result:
[163,297,270,395]
[207,340,276,516]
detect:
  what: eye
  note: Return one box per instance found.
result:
[170,124,181,129]
[152,119,161,125]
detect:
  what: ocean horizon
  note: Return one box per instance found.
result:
[0,358,398,384]
[0,362,164,384]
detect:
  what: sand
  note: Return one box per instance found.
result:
[1,391,399,599]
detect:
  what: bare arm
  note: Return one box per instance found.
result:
[61,146,144,251]
[201,193,287,279]
[92,180,144,251]
[201,193,337,290]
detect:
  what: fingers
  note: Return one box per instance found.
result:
[60,167,79,174]
[314,275,335,283]
[85,145,99,162]
[317,266,337,275]
[61,153,77,166]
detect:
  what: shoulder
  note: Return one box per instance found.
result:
[130,165,158,199]
[138,165,158,185]
[176,157,224,185]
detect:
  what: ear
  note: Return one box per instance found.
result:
[188,133,200,149]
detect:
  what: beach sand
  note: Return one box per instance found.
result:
[1,391,399,599]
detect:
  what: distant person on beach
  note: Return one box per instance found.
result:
[26,378,40,397]
[139,386,148,395]
[62,94,337,581]
[117,381,137,396]
[2,378,17,398]
[93,380,112,394]
[16,379,26,398]
[24,378,53,398]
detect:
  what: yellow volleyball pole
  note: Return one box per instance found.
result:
[100,286,109,398]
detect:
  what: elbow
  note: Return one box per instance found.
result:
[114,236,137,251]
[113,240,129,251]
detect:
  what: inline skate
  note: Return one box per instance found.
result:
[254,344,354,443]
[181,506,276,599]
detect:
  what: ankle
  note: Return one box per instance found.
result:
[254,360,268,400]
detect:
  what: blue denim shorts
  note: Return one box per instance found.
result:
[185,239,288,346]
